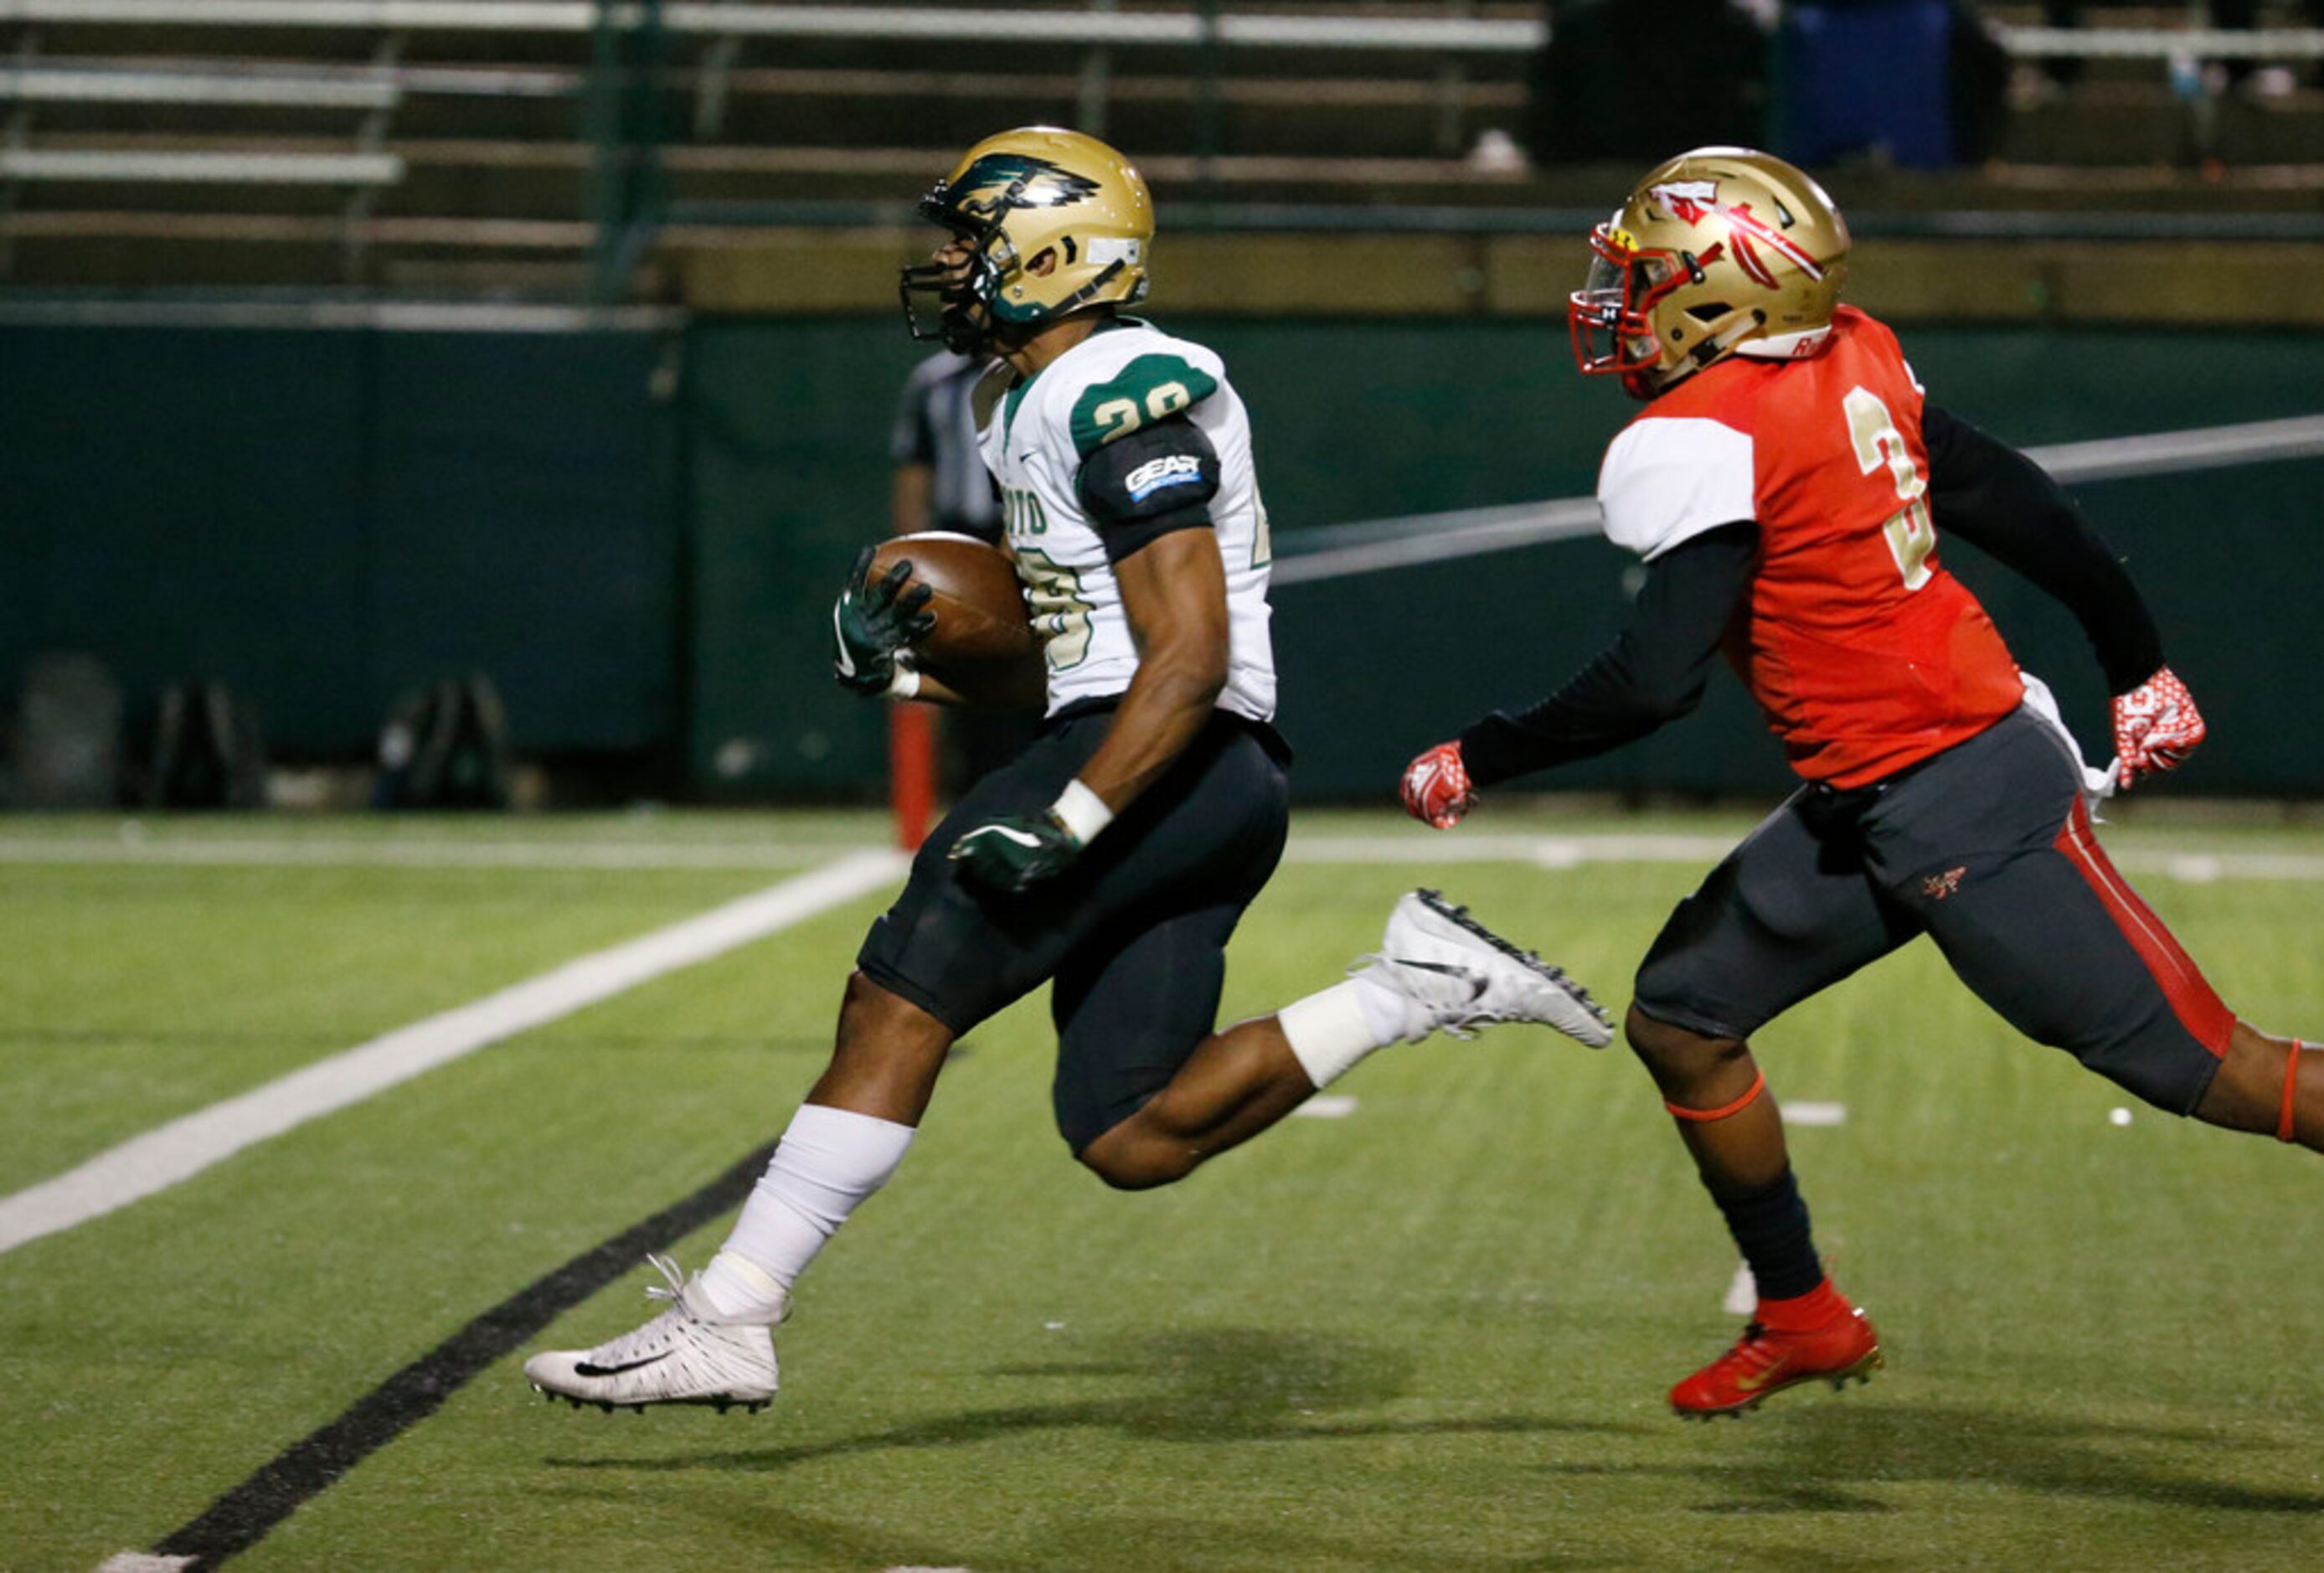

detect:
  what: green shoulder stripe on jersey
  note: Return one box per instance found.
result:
[1002,378,1034,446]
[1068,353,1220,459]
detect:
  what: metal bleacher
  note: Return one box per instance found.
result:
[1,1,2321,296]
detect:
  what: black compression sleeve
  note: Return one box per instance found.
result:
[1076,415,1219,564]
[1458,523,1757,787]
[1923,405,2164,694]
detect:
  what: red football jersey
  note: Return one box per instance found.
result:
[1595,306,2024,788]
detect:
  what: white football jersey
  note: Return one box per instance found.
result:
[976,321,1277,721]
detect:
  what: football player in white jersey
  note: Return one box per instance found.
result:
[522,127,1612,1416]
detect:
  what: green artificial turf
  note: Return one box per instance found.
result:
[3,810,2320,1572]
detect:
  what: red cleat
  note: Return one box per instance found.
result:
[1670,1280,1882,1420]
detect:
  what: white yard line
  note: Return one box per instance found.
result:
[16,830,2324,880]
[1287,833,2324,882]
[1285,833,1744,867]
[1779,1101,1849,1127]
[0,848,906,1258]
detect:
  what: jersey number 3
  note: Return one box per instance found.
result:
[1844,385,1935,591]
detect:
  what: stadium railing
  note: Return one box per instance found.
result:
[4,2,2318,56]
[3,1,2322,291]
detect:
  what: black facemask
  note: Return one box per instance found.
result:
[899,179,1016,353]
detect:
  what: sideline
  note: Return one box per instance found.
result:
[12,831,2324,881]
[0,849,905,1257]
[0,835,852,869]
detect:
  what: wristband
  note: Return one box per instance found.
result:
[887,662,922,700]
[1049,778,1115,846]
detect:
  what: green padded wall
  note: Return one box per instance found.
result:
[4,315,2316,799]
[681,317,2324,800]
[682,321,932,797]
[0,322,681,758]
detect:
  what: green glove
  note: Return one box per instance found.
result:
[833,547,936,694]
[949,812,1082,893]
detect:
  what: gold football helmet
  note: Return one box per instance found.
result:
[1569,146,1851,399]
[900,126,1154,353]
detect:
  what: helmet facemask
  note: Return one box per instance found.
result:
[1568,224,1685,397]
[899,184,1013,354]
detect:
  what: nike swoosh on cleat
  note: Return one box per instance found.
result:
[1388,957,1474,978]
[1414,890,1615,1034]
[968,826,1045,849]
[1389,957,1487,995]
[832,599,858,677]
[573,1352,672,1378]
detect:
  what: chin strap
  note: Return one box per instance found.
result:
[1667,1069,1768,1124]
[2280,1040,2308,1144]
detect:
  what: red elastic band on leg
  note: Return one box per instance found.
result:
[2280,1040,2306,1145]
[1666,1070,1768,1124]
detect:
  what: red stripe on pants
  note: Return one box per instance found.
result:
[2052,797,2234,1056]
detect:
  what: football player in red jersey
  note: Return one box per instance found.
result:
[1401,147,2319,1419]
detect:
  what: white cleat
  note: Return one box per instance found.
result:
[523,1253,780,1414]
[1359,889,1615,1048]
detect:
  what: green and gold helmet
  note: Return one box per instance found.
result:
[900,126,1154,353]
[1569,147,1851,399]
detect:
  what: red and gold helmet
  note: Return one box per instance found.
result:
[1569,146,1851,399]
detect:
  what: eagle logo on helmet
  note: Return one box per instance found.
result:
[948,154,1103,220]
[903,131,1154,352]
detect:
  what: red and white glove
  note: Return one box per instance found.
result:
[1401,741,1477,830]
[2111,666,2205,789]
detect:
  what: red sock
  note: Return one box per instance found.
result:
[1755,1276,1850,1332]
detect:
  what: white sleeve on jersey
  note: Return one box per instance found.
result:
[1596,416,1757,561]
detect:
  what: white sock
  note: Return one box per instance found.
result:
[696,1102,916,1319]
[1278,975,1408,1090]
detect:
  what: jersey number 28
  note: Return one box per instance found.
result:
[1844,385,1935,592]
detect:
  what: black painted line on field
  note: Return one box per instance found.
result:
[147,1142,777,1571]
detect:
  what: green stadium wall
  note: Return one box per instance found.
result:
[0,321,683,761]
[4,315,2318,799]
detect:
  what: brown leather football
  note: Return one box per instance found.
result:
[866,531,1043,707]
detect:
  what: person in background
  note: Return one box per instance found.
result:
[889,348,1033,789]
[2046,3,2324,99]
[890,348,1003,544]
[2213,0,2324,95]
[1525,0,1767,164]
[2038,2,2085,92]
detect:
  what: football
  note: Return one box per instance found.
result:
[866,530,1043,707]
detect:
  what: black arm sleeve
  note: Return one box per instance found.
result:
[1075,415,1219,565]
[1458,523,1758,787]
[1922,404,2164,694]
